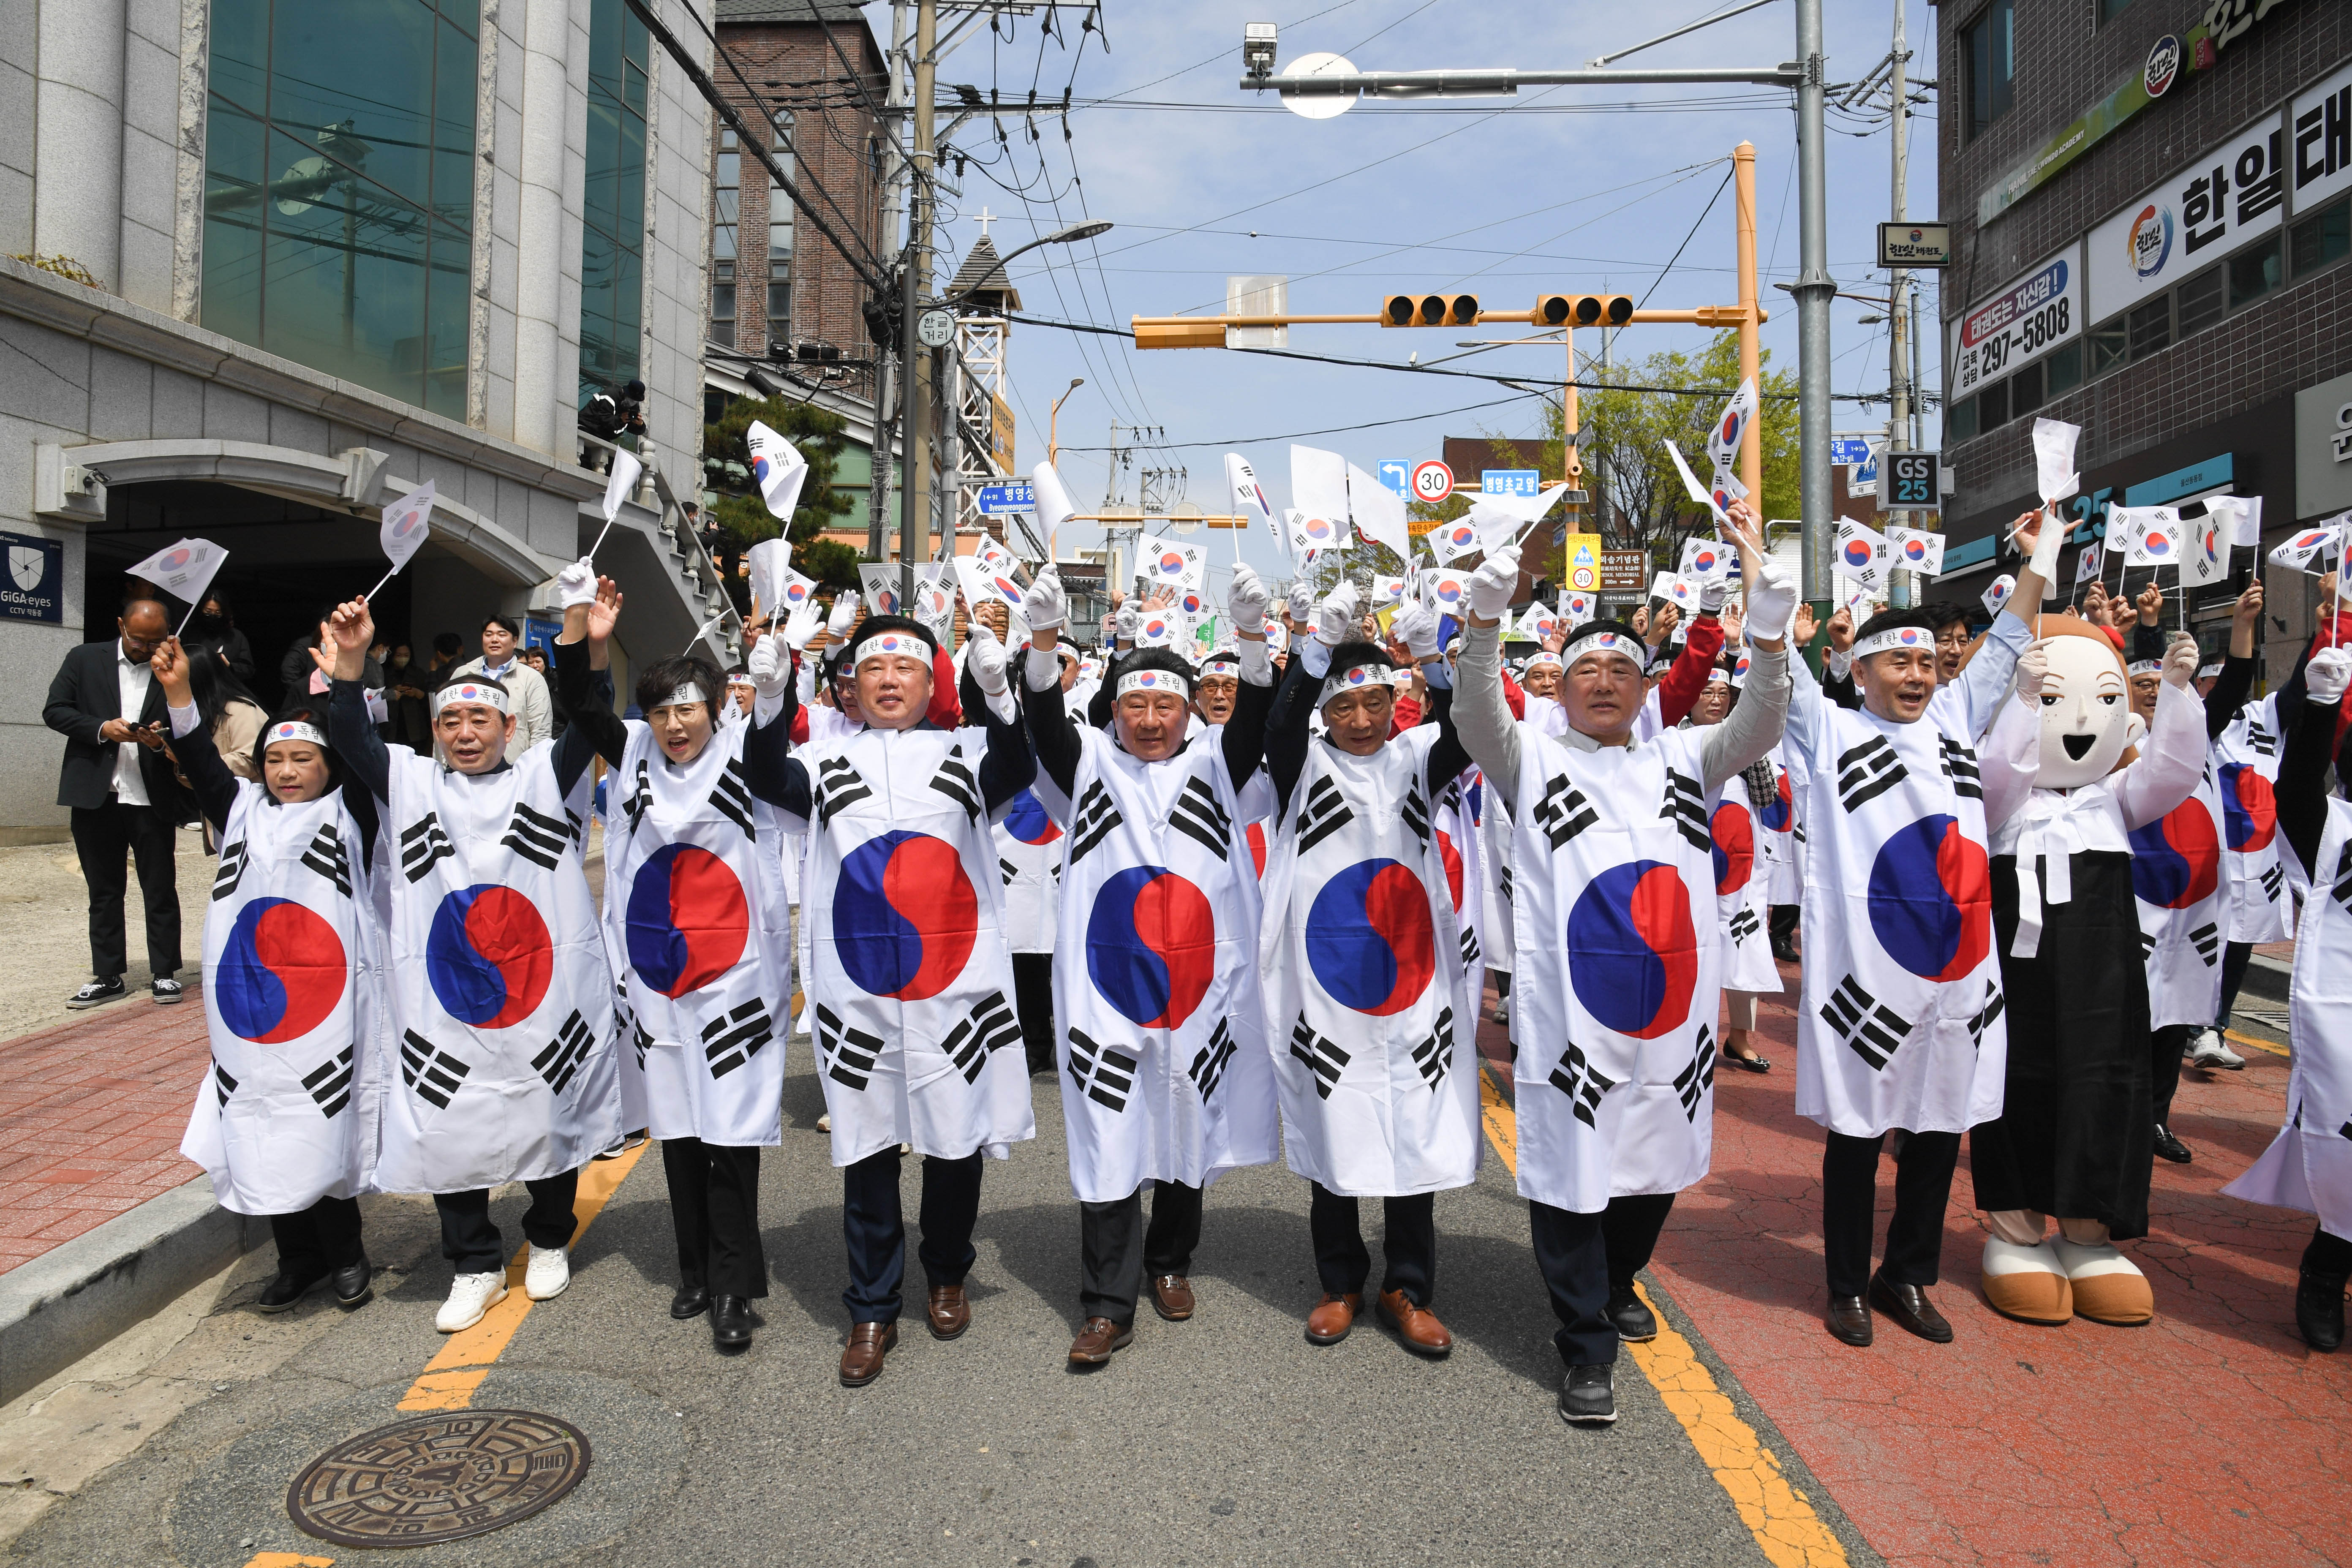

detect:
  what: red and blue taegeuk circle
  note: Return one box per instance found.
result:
[1246,821,1268,878]
[217,897,347,1043]
[1142,616,1171,641]
[1758,768,1794,833]
[1003,789,1063,847]
[624,844,749,998]
[1303,516,1334,542]
[2287,528,2333,553]
[2217,762,2276,852]
[2140,528,2174,559]
[834,830,977,1000]
[1710,800,1755,896]
[2128,798,2220,909]
[1306,858,1436,1016]
[1157,550,1187,577]
[1433,578,1464,607]
[1689,546,1721,575]
[1901,537,1930,565]
[1444,523,1478,549]
[1566,860,1697,1039]
[1840,538,1875,570]
[1436,828,1465,912]
[426,884,553,1028]
[1865,816,1992,981]
[1085,864,1216,1029]
[158,547,191,571]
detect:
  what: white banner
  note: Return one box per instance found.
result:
[1348,463,1412,560]
[599,448,644,524]
[746,538,792,617]
[1949,249,2081,402]
[1290,446,1351,553]
[2088,109,2289,320]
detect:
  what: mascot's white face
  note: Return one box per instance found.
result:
[2035,636,2133,789]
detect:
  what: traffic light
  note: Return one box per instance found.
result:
[1382,292,1479,327]
[1533,294,1634,328]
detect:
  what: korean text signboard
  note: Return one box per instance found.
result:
[2088,110,2288,320]
[1950,249,2081,400]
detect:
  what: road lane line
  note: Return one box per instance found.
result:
[397,1142,650,1412]
[2221,1028,2288,1058]
[1477,1066,1849,1568]
[240,1554,334,1567]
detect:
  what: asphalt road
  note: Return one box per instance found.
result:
[8,1048,1880,1568]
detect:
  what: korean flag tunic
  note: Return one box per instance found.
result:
[602,719,790,1149]
[1260,729,1478,1198]
[1708,776,1783,995]
[2130,764,2228,1029]
[1787,673,2009,1139]
[1037,726,1276,1203]
[2224,795,2352,1236]
[182,784,388,1215]
[1435,771,1487,987]
[1759,743,1804,906]
[1510,727,1723,1214]
[2212,696,2292,943]
[377,748,621,1194]
[787,724,1035,1166]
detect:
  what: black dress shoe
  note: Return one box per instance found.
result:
[1869,1272,1954,1343]
[331,1258,373,1309]
[2295,1267,2346,1352]
[711,1295,754,1350]
[256,1271,325,1312]
[1606,1285,1658,1343]
[671,1285,711,1320]
[1558,1364,1617,1425]
[2152,1124,2192,1164]
[1827,1294,1873,1346]
[1770,938,1800,964]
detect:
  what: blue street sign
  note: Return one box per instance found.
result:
[977,482,1035,515]
[1482,469,1540,497]
[1375,460,1408,497]
[1829,436,1874,467]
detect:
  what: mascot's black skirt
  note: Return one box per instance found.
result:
[1971,850,2153,1239]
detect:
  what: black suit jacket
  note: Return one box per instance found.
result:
[44,639,192,815]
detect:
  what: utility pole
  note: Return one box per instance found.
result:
[868,1,912,561]
[1794,0,1834,612]
[1885,0,1913,608]
[897,0,937,604]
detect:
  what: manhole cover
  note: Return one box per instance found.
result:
[286,1409,590,1548]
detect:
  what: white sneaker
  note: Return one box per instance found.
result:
[524,1244,571,1301]
[2189,1029,2245,1070]
[1493,997,1511,1026]
[436,1271,509,1332]
[816,1112,831,1133]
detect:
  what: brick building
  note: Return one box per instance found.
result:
[1936,0,2351,662]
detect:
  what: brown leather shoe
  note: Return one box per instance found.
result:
[1149,1274,1195,1322]
[1067,1316,1134,1364]
[1869,1272,1954,1343]
[839,1320,898,1386]
[926,1284,970,1340]
[1305,1292,1361,1345]
[1827,1294,1873,1347]
[1376,1288,1454,1357]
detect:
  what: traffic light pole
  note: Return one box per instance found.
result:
[1793,0,1835,613]
[899,0,937,607]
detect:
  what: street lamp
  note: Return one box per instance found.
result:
[1048,378,1085,466]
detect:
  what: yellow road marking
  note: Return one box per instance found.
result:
[241,1555,333,1567]
[397,1143,650,1411]
[1478,1067,1849,1568]
[2222,1028,2289,1058]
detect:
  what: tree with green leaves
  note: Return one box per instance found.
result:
[700,395,863,609]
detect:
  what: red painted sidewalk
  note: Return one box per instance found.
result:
[0,994,210,1275]
[1645,965,2348,1568]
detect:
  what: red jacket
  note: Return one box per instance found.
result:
[1653,614,1727,728]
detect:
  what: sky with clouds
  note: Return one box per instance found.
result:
[884,0,1939,587]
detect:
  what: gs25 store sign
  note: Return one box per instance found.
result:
[1950,250,2081,395]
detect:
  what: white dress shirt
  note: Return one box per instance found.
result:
[113,642,152,806]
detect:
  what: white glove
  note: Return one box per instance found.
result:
[826,594,859,638]
[965,624,1010,697]
[1114,602,1139,643]
[2013,639,2050,701]
[781,599,822,653]
[1394,602,1440,659]
[1465,545,1521,622]
[1286,580,1315,627]
[2161,630,2200,689]
[1744,561,1798,641]
[1697,576,1730,613]
[556,555,598,609]
[2306,645,2352,708]
[1313,585,1359,648]
[1227,565,1270,634]
[746,628,790,693]
[1023,568,1067,633]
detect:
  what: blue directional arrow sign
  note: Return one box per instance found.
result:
[1375,460,1408,497]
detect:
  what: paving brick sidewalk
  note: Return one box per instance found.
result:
[0,991,210,1275]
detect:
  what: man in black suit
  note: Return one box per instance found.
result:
[44,594,193,1008]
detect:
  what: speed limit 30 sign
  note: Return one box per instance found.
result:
[1410,460,1454,504]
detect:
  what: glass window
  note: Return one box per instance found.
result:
[2089,313,2130,378]
[2043,340,2084,398]
[2097,0,2137,22]
[579,0,648,407]
[2175,266,2225,336]
[2127,297,2170,361]
[200,0,478,421]
[1965,0,2015,142]
[2229,234,2282,308]
[709,260,734,347]
[764,112,794,342]
[2008,359,2045,418]
[1947,395,1978,444]
[1977,375,2010,434]
[2291,198,2351,276]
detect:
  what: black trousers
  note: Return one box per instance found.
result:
[1769,904,1800,947]
[2151,1024,2194,1127]
[662,1138,767,1298]
[2308,1225,2352,1279]
[841,1147,981,1324]
[1528,1201,1615,1367]
[1078,1179,1203,1324]
[268,1195,364,1280]
[2216,940,2254,1028]
[1308,1182,1435,1306]
[70,799,182,979]
[434,1170,580,1276]
[1012,952,1056,1075]
[1820,1129,1960,1298]
[1603,1192,1677,1292]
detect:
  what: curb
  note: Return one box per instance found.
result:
[2240,951,2292,1005]
[0,1173,264,1406]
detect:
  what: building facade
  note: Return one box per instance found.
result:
[1936,0,2351,664]
[0,0,730,839]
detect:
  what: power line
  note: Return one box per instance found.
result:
[1050,392,1546,451]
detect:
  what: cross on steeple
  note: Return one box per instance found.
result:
[973,207,997,240]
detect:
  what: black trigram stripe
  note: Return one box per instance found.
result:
[299,824,351,898]
[1661,769,1710,852]
[398,814,454,884]
[1409,1007,1455,1091]
[2334,840,2352,913]
[1967,985,2006,1051]
[1548,1040,1617,1127]
[623,757,653,837]
[1288,1015,1350,1100]
[1070,780,1124,864]
[2248,722,2276,759]
[1819,973,1912,1071]
[1836,736,1908,814]
[301,1047,355,1118]
[1794,820,1808,845]
[531,1010,593,1095]
[1460,924,1481,968]
[2138,929,2159,961]
[700,997,773,1079]
[1938,736,1983,800]
[2188,920,2220,963]
[2262,861,2287,904]
[1500,864,1514,905]
[1674,1026,1716,1121]
[970,991,1022,1056]
[928,754,982,821]
[814,1004,883,1091]
[1000,856,1020,887]
[502,801,572,871]
[1401,785,1432,849]
[212,1060,238,1108]
[212,840,248,903]
[1188,1017,1237,1103]
[710,761,756,838]
[815,756,874,828]
[1068,1026,1137,1113]
[1728,906,1761,944]
[938,1013,989,1083]
[1294,775,1356,858]
[625,1007,652,1070]
[1534,773,1598,850]
[1168,774,1234,860]
[400,1029,471,1108]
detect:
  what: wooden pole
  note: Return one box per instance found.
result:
[1734,140,1762,508]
